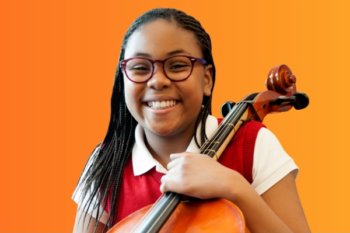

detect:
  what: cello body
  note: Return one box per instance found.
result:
[108,199,248,233]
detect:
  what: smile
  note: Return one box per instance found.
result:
[147,100,177,109]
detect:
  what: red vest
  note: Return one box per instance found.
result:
[107,120,264,221]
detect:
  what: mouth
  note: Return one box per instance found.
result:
[146,100,178,110]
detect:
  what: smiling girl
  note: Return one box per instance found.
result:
[73,8,310,233]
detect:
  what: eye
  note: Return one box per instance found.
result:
[167,61,191,72]
[127,60,152,74]
[129,64,150,71]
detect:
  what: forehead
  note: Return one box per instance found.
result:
[124,19,202,59]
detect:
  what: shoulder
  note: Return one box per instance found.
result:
[252,128,298,194]
[72,144,110,224]
[78,145,102,180]
[72,144,102,202]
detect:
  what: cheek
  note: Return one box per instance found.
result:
[123,80,139,113]
[123,81,131,105]
[182,83,205,107]
[187,74,208,104]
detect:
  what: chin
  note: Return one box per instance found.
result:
[151,127,177,137]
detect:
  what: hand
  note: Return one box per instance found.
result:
[160,152,247,200]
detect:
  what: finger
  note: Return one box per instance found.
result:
[160,174,176,193]
[167,153,185,170]
[169,153,184,160]
[160,175,167,193]
[159,181,165,193]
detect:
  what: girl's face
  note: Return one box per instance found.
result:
[123,19,213,141]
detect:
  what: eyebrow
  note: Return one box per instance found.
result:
[131,49,189,58]
[167,49,188,56]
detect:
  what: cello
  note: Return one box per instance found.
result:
[107,64,309,233]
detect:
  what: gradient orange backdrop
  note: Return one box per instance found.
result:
[1,0,349,232]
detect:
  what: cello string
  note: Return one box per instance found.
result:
[200,102,249,158]
[200,102,243,152]
[201,102,246,157]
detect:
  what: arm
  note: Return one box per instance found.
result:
[260,172,310,233]
[73,208,107,233]
[233,171,310,233]
[161,153,311,233]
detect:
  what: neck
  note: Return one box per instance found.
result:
[144,129,195,168]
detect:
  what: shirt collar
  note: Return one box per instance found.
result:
[132,115,219,176]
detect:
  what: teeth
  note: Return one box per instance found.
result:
[148,100,177,109]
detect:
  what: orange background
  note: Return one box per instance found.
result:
[1,0,349,232]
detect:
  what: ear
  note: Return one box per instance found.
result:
[203,64,213,96]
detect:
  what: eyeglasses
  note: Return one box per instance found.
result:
[120,55,208,83]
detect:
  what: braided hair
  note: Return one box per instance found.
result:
[75,8,216,231]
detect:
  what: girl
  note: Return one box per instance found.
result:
[73,8,311,233]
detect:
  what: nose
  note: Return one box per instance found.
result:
[147,63,171,89]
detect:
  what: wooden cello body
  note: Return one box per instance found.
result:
[107,65,309,233]
[109,198,247,233]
